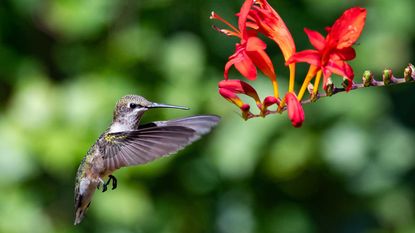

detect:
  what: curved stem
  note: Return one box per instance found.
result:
[243,66,415,119]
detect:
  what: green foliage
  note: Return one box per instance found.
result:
[0,0,414,233]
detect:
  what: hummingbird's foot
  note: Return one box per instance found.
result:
[101,175,117,192]
[102,183,108,192]
[108,175,117,190]
[96,178,107,192]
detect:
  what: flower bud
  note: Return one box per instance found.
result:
[285,92,305,128]
[325,78,335,96]
[362,70,373,87]
[263,96,279,108]
[342,77,352,91]
[218,80,261,103]
[404,64,414,82]
[383,69,393,85]
[219,88,245,108]
[219,88,253,120]
[240,104,251,120]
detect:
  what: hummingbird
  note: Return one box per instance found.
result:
[74,95,220,225]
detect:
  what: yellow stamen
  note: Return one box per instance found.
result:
[297,65,318,101]
[210,12,240,36]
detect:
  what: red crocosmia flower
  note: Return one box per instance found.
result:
[219,88,246,109]
[218,79,261,103]
[211,0,276,82]
[246,0,296,61]
[287,7,367,91]
[245,0,296,92]
[285,92,304,128]
[219,87,252,120]
[224,35,275,81]
[219,79,263,119]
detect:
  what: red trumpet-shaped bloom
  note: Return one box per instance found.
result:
[218,79,262,119]
[287,7,367,91]
[218,79,261,103]
[246,0,296,62]
[224,34,276,81]
[211,0,276,82]
[285,92,304,128]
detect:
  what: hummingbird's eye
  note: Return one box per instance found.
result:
[129,103,138,109]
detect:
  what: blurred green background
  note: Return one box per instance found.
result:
[0,0,414,233]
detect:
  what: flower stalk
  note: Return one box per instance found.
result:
[243,64,415,117]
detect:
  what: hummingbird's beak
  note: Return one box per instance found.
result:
[148,102,189,110]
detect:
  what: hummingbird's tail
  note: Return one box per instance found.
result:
[74,176,97,225]
[74,196,93,225]
[74,207,86,225]
[74,193,90,225]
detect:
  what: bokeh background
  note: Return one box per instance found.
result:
[0,0,414,233]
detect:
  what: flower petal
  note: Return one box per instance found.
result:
[218,79,261,102]
[304,28,326,51]
[325,60,354,79]
[245,35,266,51]
[245,21,259,30]
[219,88,245,107]
[234,56,257,80]
[325,60,354,91]
[327,7,367,49]
[238,0,255,40]
[219,88,252,120]
[331,47,356,61]
[285,92,305,128]
[224,44,257,80]
[248,0,296,61]
[286,50,321,67]
[246,36,276,80]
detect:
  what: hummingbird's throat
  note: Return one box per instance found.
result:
[108,113,142,133]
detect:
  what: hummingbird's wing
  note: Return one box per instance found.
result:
[139,115,220,137]
[103,115,220,170]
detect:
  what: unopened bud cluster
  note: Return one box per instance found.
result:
[361,64,414,88]
[299,64,415,105]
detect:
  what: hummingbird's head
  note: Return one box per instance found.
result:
[111,95,189,131]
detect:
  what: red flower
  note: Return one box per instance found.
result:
[218,79,262,119]
[211,0,276,82]
[224,34,276,81]
[246,0,296,62]
[285,92,304,128]
[219,88,245,109]
[287,7,367,91]
[218,79,261,103]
